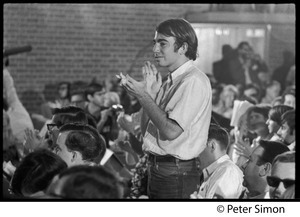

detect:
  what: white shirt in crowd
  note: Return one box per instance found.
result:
[142,60,212,160]
[197,154,244,198]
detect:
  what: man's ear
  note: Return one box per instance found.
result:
[259,162,271,177]
[179,42,188,55]
[71,151,77,162]
[207,139,216,152]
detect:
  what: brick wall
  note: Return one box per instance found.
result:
[3,4,295,114]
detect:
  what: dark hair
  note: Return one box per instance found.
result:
[52,111,88,128]
[272,151,295,165]
[52,106,85,115]
[249,105,271,120]
[59,124,106,162]
[256,140,290,166]
[10,149,67,196]
[156,18,198,60]
[57,165,123,199]
[85,83,105,99]
[268,105,293,125]
[207,123,230,151]
[281,109,295,133]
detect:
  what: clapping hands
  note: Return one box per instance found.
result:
[116,61,162,100]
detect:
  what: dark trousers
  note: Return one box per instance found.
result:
[147,154,201,199]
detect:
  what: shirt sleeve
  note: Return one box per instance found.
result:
[167,75,211,130]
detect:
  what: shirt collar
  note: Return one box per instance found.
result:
[202,154,230,181]
[167,60,193,83]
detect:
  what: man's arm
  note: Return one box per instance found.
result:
[123,75,183,141]
[137,91,183,141]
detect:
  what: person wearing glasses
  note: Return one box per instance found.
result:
[241,140,289,199]
[268,151,295,199]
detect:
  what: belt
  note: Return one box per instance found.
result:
[148,153,196,163]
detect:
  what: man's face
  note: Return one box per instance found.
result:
[90,90,106,107]
[238,44,252,59]
[249,111,266,129]
[71,94,86,109]
[269,161,295,199]
[277,122,294,144]
[242,147,264,191]
[53,131,74,167]
[153,32,183,72]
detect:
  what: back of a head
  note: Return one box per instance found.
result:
[58,165,123,199]
[281,109,295,131]
[207,123,230,151]
[256,140,290,166]
[250,104,271,120]
[11,149,67,197]
[269,105,293,125]
[272,151,295,165]
[85,82,105,99]
[222,44,233,57]
[156,18,198,61]
[53,111,89,128]
[52,106,85,116]
[59,123,106,163]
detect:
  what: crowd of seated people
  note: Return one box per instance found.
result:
[3,41,295,200]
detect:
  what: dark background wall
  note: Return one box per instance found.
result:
[3,4,295,114]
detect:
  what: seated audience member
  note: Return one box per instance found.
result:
[70,89,88,110]
[191,124,244,199]
[268,151,295,199]
[84,82,119,146]
[100,90,122,146]
[281,87,295,109]
[54,123,106,167]
[25,106,89,152]
[3,67,34,143]
[242,83,262,105]
[247,105,272,141]
[213,84,239,119]
[266,105,293,141]
[277,110,295,151]
[234,105,272,164]
[54,123,132,182]
[46,165,124,199]
[241,140,289,199]
[10,149,67,198]
[261,80,281,105]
